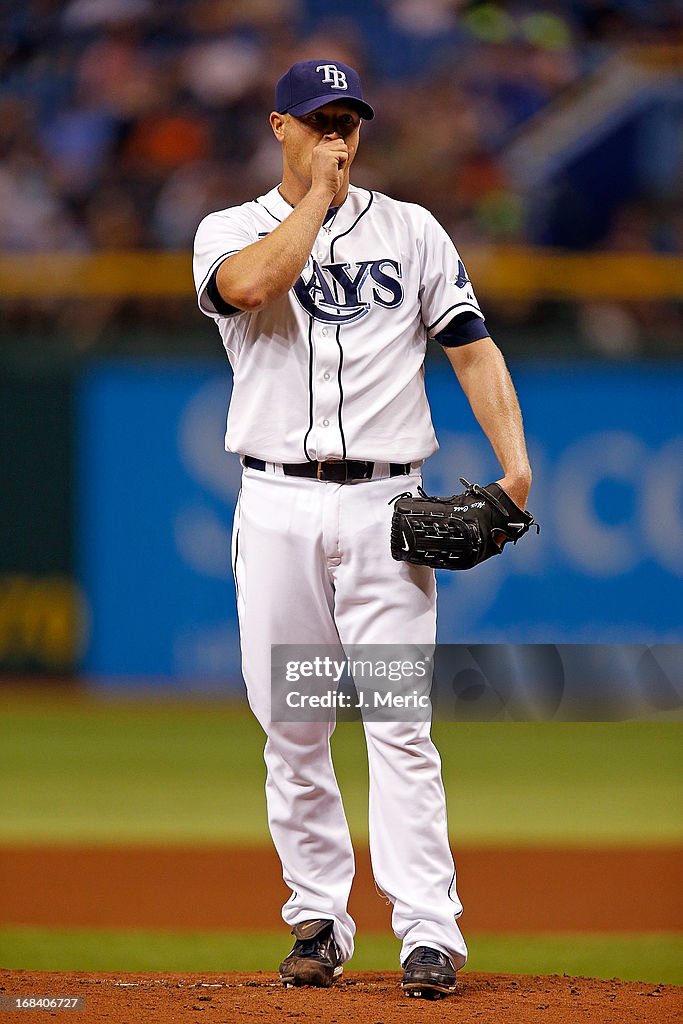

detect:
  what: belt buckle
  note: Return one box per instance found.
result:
[318,458,345,481]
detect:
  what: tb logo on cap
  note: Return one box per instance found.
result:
[316,64,348,91]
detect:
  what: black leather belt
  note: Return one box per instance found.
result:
[244,456,411,482]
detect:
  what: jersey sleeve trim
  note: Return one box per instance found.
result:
[197,249,242,317]
[206,266,240,316]
[428,300,483,336]
[434,313,489,348]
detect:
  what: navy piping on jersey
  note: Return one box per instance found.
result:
[435,312,489,347]
[255,197,282,224]
[335,324,347,459]
[329,189,374,262]
[303,317,315,461]
[428,300,482,335]
[324,189,374,457]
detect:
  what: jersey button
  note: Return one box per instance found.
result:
[321,328,329,336]
[323,372,331,381]
[322,418,330,427]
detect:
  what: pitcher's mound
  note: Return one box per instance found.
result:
[1,970,680,1023]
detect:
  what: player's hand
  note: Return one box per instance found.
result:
[310,137,348,198]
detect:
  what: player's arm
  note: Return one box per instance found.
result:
[444,336,532,509]
[215,138,348,312]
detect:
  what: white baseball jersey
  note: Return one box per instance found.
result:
[193,184,483,463]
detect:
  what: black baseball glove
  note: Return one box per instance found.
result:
[390,478,539,571]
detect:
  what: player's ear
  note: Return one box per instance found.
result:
[270,112,286,141]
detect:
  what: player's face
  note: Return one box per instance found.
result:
[294,104,362,141]
[277,101,362,187]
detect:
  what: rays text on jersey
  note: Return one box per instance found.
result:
[293,258,404,324]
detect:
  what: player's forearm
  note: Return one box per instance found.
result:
[446,338,532,506]
[216,186,332,311]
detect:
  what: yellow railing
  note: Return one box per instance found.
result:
[466,248,683,301]
[0,248,681,301]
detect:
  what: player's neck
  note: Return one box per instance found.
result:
[278,180,349,210]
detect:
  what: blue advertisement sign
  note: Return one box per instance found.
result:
[77,361,682,688]
[424,364,683,645]
[78,362,242,688]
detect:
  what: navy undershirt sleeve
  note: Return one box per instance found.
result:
[206,264,240,316]
[435,312,489,347]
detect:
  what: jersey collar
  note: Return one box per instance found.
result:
[256,186,292,223]
[256,184,367,233]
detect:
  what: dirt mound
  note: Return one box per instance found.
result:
[1,970,680,1024]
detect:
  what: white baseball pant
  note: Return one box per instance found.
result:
[231,463,467,969]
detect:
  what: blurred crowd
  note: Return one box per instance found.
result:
[1,0,681,355]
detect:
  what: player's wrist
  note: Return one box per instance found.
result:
[307,181,338,205]
[498,469,532,509]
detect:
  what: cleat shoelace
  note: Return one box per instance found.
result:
[413,947,446,967]
[292,938,325,959]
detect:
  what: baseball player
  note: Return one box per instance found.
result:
[193,59,532,999]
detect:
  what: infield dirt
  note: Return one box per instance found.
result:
[1,970,681,1024]
[1,845,681,932]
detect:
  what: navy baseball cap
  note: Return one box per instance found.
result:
[275,59,374,121]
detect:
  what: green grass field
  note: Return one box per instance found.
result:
[1,928,681,983]
[0,699,680,845]
[0,697,681,982]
